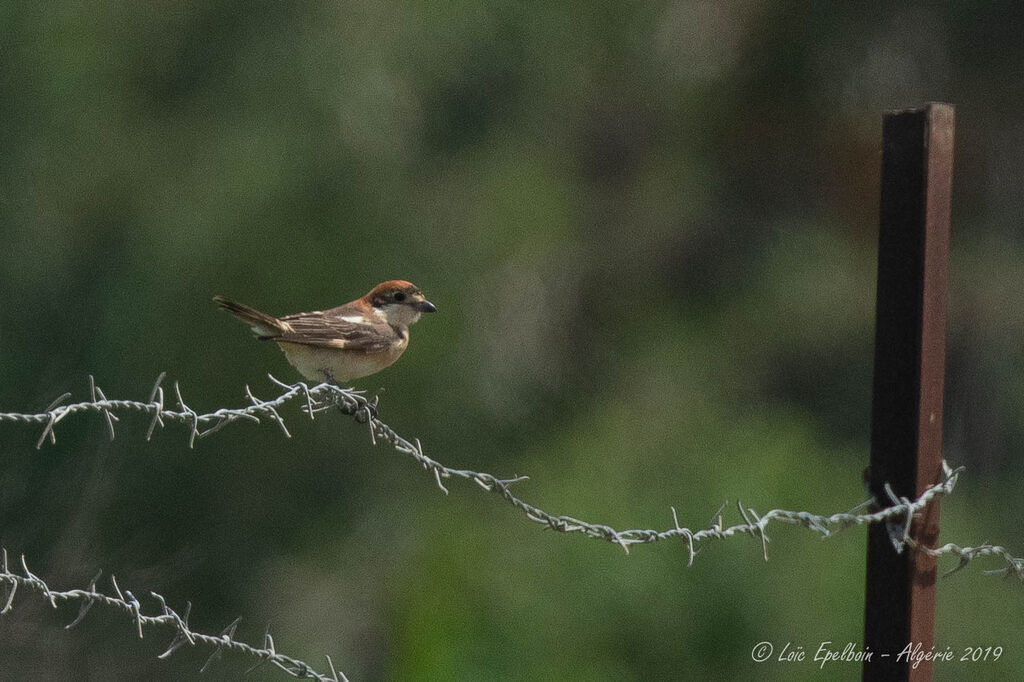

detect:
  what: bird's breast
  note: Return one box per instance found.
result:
[275,342,406,383]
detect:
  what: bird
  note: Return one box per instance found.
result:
[213,280,436,384]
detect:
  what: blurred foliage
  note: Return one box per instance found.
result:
[2,1,1023,680]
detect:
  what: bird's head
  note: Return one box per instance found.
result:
[364,280,436,327]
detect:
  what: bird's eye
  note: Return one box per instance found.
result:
[393,292,406,302]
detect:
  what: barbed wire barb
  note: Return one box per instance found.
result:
[36,392,72,448]
[1,549,15,614]
[64,569,102,630]
[738,504,770,562]
[20,554,56,608]
[173,381,201,448]
[245,384,291,438]
[710,500,728,537]
[201,616,241,673]
[326,654,349,682]
[110,573,125,601]
[244,623,276,675]
[146,373,167,440]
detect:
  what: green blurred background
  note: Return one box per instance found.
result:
[2,2,1023,680]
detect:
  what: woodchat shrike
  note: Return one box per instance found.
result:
[214,280,436,383]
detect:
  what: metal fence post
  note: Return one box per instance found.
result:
[863,102,955,680]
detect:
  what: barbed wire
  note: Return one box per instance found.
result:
[1,374,1022,576]
[2,375,1023,679]
[0,548,347,681]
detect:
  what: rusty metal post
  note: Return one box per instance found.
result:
[862,103,955,681]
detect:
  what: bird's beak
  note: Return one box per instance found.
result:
[416,299,437,313]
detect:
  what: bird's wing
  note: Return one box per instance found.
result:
[273,311,396,353]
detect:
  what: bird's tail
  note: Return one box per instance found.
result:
[212,295,288,339]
